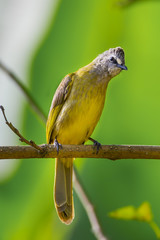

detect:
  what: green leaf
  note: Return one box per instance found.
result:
[109,202,152,222]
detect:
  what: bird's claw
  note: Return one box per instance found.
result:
[93,140,102,154]
[54,138,62,153]
[89,137,101,154]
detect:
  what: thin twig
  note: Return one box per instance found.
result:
[0,62,46,123]
[73,169,107,240]
[0,105,43,152]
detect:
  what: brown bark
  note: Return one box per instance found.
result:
[1,144,160,160]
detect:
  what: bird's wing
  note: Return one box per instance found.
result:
[46,73,74,144]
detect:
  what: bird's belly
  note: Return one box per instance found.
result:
[56,95,105,145]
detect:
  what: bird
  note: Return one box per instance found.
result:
[46,47,127,224]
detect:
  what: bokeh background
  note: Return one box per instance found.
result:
[1,0,160,239]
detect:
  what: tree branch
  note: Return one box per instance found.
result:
[0,105,43,152]
[1,144,160,160]
[73,169,107,240]
[0,62,46,123]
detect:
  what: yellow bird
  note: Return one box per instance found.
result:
[46,47,127,224]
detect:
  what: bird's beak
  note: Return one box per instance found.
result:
[117,64,128,70]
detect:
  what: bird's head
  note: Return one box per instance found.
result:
[92,47,127,79]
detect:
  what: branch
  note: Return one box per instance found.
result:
[1,144,160,160]
[1,105,160,160]
[0,105,43,152]
[0,62,46,123]
[73,169,107,240]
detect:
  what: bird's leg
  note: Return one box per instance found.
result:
[54,137,62,153]
[88,137,102,154]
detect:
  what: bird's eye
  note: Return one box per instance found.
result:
[110,57,117,64]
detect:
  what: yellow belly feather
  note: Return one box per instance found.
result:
[55,82,107,144]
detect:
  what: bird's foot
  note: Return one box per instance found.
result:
[54,138,62,153]
[89,137,102,154]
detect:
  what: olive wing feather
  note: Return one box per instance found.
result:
[46,74,74,144]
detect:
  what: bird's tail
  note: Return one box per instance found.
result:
[54,158,74,224]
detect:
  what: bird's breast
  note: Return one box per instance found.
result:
[55,81,108,144]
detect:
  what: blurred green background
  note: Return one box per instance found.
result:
[1,0,160,239]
